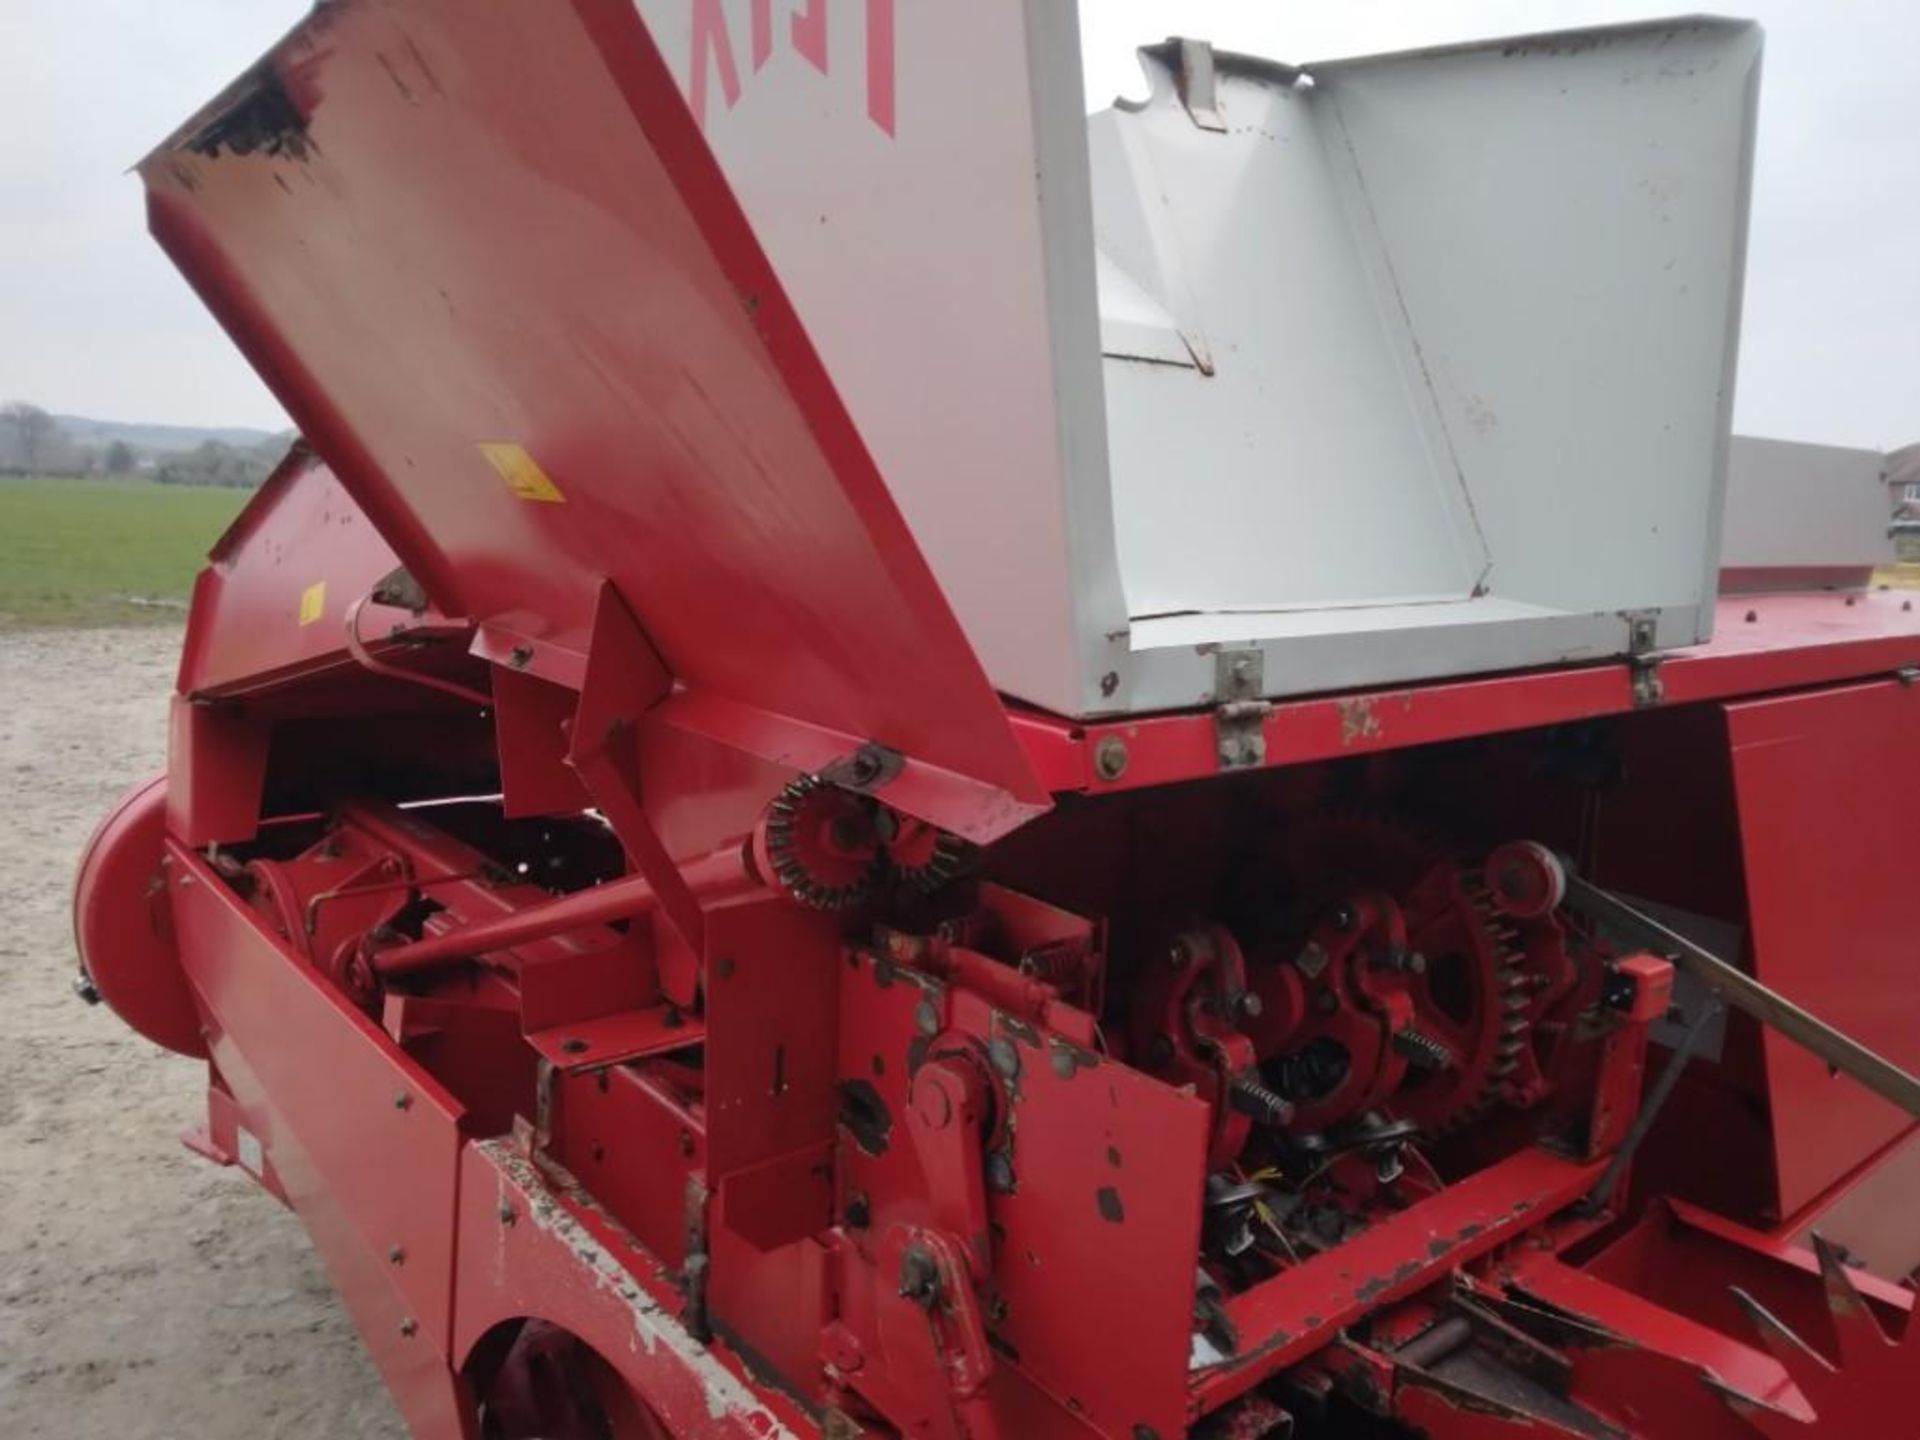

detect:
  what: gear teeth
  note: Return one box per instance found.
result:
[892,830,973,895]
[1401,861,1539,1136]
[759,774,881,911]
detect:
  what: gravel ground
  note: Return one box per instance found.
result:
[0,627,407,1439]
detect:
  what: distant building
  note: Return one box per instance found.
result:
[1891,443,1920,562]
[1892,443,1920,519]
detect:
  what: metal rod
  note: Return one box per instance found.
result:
[1565,875,1920,1121]
[1394,1314,1475,1369]
[304,867,486,937]
[372,847,753,977]
[1578,997,1723,1216]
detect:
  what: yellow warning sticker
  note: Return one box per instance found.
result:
[478,441,566,503]
[298,580,327,627]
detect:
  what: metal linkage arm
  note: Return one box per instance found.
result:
[1564,876,1920,1121]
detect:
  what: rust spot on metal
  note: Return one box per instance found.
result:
[1337,696,1385,747]
[1049,1038,1101,1078]
[1355,1258,1427,1304]
[476,1142,795,1434]
[996,1013,1043,1049]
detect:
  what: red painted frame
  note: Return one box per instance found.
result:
[79,0,1920,1434]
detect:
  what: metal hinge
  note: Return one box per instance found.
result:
[1629,655,1665,708]
[1214,650,1272,770]
[1623,611,1664,708]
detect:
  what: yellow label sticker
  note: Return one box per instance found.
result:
[298,580,327,627]
[478,441,566,503]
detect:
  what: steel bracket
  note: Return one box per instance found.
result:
[1623,614,1665,708]
[1214,651,1272,770]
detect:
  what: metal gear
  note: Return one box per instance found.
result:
[754,774,884,910]
[1387,862,1533,1135]
[880,814,973,894]
[1247,814,1545,1137]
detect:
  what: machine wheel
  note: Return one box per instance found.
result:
[476,1321,670,1440]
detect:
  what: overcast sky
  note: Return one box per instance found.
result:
[1,1,1914,446]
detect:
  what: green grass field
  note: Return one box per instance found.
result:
[0,476,251,627]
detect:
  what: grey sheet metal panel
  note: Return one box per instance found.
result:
[1093,19,1761,711]
[1720,436,1893,592]
[634,7,1760,719]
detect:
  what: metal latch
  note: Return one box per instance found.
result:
[1214,651,1272,770]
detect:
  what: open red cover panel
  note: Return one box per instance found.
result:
[140,0,1044,839]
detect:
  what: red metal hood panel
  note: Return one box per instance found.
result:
[141,0,1045,837]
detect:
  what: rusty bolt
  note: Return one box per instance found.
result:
[1093,735,1129,782]
[392,1091,413,1111]
[388,1245,406,1266]
[399,1319,418,1338]
[498,1203,518,1227]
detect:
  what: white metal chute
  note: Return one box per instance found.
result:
[637,6,1763,717]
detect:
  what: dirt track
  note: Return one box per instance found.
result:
[0,627,406,1438]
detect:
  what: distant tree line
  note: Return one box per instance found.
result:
[152,438,291,488]
[0,400,290,487]
[0,402,70,474]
